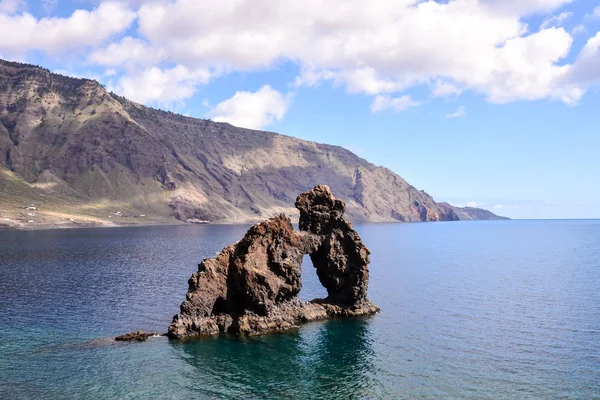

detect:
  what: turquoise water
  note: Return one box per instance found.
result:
[1,220,599,399]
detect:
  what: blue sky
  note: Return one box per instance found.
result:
[1,0,599,219]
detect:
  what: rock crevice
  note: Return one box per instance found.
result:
[168,185,379,338]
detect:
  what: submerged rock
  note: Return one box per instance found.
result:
[168,185,379,339]
[115,330,160,342]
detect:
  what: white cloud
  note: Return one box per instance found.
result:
[342,67,411,95]
[540,11,572,29]
[572,25,587,36]
[131,0,584,104]
[479,0,574,16]
[568,32,600,86]
[0,0,25,14]
[0,0,595,111]
[431,79,463,97]
[0,2,135,53]
[293,67,413,95]
[293,69,338,88]
[207,85,291,130]
[88,37,166,67]
[483,27,579,104]
[446,105,467,118]
[370,95,421,113]
[466,201,479,207]
[108,65,213,105]
[593,6,600,18]
[42,0,57,15]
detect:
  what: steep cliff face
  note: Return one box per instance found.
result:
[0,59,504,228]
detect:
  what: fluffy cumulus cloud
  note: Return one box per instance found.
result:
[0,2,136,53]
[129,0,590,105]
[108,65,213,105]
[1,0,599,125]
[87,37,166,67]
[207,85,290,130]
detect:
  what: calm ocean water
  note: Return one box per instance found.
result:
[1,220,599,399]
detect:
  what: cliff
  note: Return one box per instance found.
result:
[437,203,509,221]
[0,58,505,229]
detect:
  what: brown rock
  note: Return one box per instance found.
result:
[115,330,159,342]
[296,185,370,306]
[167,185,380,339]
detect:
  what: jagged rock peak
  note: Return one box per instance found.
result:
[167,185,379,339]
[295,184,347,235]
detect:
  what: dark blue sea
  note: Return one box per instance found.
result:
[1,220,599,399]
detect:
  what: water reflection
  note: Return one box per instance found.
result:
[308,318,381,399]
[172,318,378,399]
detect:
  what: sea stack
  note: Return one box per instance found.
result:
[167,185,379,338]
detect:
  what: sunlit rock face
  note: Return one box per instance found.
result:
[167,185,379,339]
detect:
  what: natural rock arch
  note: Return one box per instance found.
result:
[168,185,379,338]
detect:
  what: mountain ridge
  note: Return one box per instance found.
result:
[0,58,506,230]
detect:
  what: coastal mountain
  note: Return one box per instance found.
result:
[438,203,509,221]
[0,59,505,229]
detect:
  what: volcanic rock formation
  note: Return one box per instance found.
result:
[167,185,379,338]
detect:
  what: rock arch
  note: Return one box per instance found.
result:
[168,185,379,338]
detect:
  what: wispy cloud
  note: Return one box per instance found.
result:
[370,95,421,113]
[572,25,587,36]
[540,11,572,29]
[42,0,57,15]
[431,79,463,98]
[445,106,467,118]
